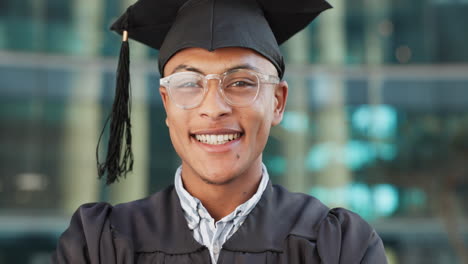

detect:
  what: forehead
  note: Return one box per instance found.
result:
[163,47,277,76]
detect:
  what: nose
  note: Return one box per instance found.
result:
[198,79,232,119]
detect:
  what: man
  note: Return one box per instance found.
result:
[53,0,388,263]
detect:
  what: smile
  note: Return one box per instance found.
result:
[193,133,242,145]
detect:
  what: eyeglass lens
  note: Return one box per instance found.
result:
[168,70,259,108]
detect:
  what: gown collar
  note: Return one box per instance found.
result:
[111,180,329,254]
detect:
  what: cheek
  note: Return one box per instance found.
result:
[166,110,190,142]
[167,113,192,160]
[247,98,274,142]
[251,93,275,125]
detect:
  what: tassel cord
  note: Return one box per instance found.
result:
[96,40,134,184]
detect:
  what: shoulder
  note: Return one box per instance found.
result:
[52,202,114,263]
[52,186,177,263]
[59,202,114,243]
[270,184,387,263]
[316,207,388,263]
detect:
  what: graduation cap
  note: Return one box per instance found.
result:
[97,0,332,184]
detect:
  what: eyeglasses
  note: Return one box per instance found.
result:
[160,69,280,109]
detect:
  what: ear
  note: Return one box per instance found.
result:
[159,86,170,111]
[159,86,170,127]
[271,80,288,127]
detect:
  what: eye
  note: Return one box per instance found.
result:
[173,80,203,89]
[226,80,256,88]
[178,82,200,88]
[231,81,250,87]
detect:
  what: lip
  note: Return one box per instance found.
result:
[190,128,243,135]
[190,128,243,153]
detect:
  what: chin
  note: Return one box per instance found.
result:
[200,175,237,185]
[197,166,240,186]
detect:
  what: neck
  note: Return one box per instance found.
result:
[181,158,263,221]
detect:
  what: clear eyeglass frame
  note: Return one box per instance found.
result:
[159,69,280,110]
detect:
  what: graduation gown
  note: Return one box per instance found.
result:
[52,181,388,263]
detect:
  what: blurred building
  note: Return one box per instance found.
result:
[0,0,468,263]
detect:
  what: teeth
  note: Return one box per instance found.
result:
[194,133,241,145]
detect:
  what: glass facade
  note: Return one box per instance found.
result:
[1,0,467,263]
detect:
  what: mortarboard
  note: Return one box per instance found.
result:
[97,0,332,184]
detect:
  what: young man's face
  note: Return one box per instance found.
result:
[160,47,288,185]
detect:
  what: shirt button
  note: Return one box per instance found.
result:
[213,245,220,253]
[198,208,203,215]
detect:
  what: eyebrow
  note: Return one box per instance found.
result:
[172,64,204,75]
[171,63,262,75]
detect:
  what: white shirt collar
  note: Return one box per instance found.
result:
[174,163,270,229]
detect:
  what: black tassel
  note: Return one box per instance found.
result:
[96,30,134,185]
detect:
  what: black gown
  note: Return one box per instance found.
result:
[52,181,388,263]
